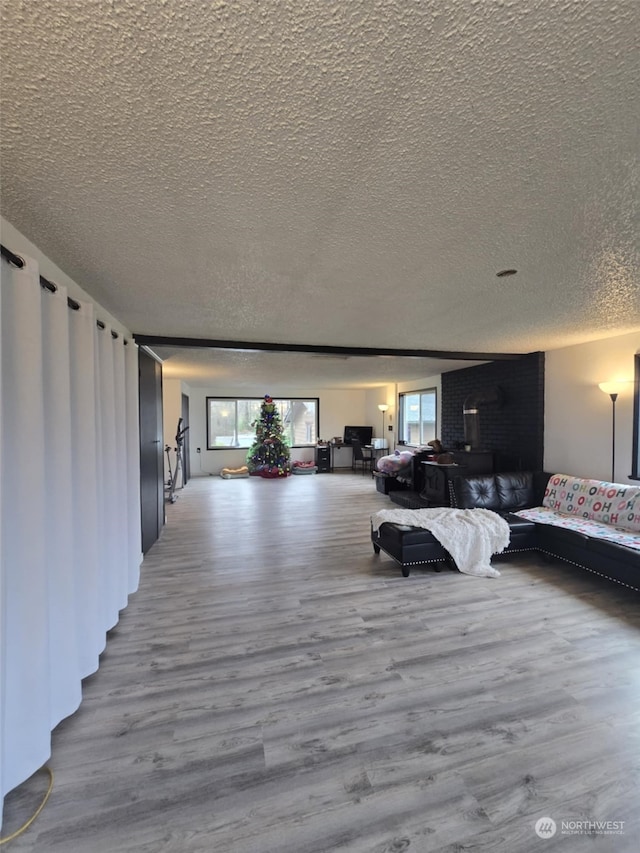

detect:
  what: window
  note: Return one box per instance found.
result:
[399,388,437,446]
[206,397,319,449]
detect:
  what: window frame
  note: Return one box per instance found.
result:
[206,396,320,450]
[398,387,437,447]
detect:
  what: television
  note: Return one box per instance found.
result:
[343,425,373,446]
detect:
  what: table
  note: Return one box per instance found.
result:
[421,461,468,506]
[365,445,386,471]
[324,443,386,472]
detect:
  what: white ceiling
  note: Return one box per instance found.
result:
[154,344,489,390]
[1,0,639,388]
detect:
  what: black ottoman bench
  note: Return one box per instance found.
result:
[371,514,537,577]
[371,522,451,577]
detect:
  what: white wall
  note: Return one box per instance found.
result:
[162,377,185,486]
[365,384,395,448]
[172,334,640,484]
[545,330,639,482]
[185,385,370,475]
[185,378,450,476]
[364,376,445,455]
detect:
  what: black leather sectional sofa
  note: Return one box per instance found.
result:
[372,470,544,576]
[372,470,640,590]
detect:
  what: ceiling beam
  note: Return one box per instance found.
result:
[133,335,528,362]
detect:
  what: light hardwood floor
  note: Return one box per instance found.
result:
[3,472,639,852]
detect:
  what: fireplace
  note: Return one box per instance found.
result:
[463,386,504,450]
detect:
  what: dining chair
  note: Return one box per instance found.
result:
[351,439,374,476]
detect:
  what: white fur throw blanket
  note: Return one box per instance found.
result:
[371,507,510,578]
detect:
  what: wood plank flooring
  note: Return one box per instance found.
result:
[3,472,640,852]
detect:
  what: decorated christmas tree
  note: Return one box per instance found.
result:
[246,395,291,478]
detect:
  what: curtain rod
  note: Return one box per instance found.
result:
[1,242,127,343]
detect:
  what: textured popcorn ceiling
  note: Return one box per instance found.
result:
[154,345,489,390]
[1,0,639,387]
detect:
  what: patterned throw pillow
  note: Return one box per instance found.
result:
[543,474,640,532]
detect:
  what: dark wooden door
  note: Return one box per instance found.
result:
[139,349,164,553]
[181,392,190,484]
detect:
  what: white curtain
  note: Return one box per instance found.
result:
[0,252,142,825]
[1,257,51,804]
[69,301,103,675]
[41,278,82,726]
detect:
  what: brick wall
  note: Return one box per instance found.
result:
[441,352,544,471]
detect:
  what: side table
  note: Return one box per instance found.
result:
[421,461,468,506]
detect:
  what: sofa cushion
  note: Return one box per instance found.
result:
[542,474,640,531]
[501,512,537,550]
[496,471,535,510]
[515,506,640,552]
[454,474,500,511]
[586,535,640,568]
[622,493,640,533]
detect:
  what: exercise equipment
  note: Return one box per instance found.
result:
[165,417,189,503]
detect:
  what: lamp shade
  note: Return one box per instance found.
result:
[598,381,624,396]
[378,403,389,413]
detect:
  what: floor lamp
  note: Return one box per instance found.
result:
[378,403,389,445]
[598,382,623,483]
